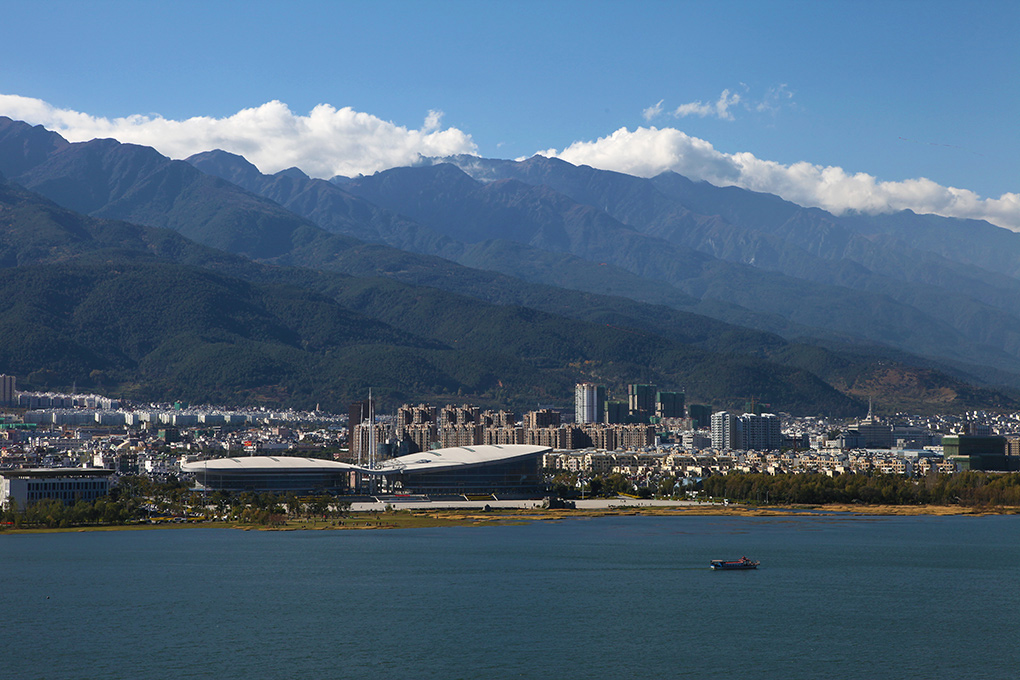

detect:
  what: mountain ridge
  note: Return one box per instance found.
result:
[0,173,878,413]
[1,116,1017,413]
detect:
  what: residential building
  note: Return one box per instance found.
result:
[440,404,480,428]
[740,413,782,451]
[655,391,685,419]
[574,383,606,424]
[711,411,742,451]
[524,409,560,430]
[0,374,15,406]
[628,384,656,420]
[688,404,712,430]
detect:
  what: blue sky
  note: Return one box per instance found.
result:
[1,0,1017,227]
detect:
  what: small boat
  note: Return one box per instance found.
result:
[710,556,759,570]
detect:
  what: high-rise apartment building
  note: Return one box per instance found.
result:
[397,403,436,429]
[574,383,606,424]
[524,409,561,430]
[348,398,374,440]
[524,426,575,449]
[393,404,439,453]
[617,424,656,450]
[481,410,517,427]
[711,411,742,450]
[628,384,657,420]
[351,421,389,465]
[439,404,480,428]
[399,425,437,454]
[739,413,782,451]
[655,391,685,419]
[688,404,712,430]
[605,401,628,424]
[483,426,524,445]
[0,374,15,407]
[439,423,484,448]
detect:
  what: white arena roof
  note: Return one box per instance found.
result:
[375,444,550,475]
[181,445,550,477]
[181,456,359,474]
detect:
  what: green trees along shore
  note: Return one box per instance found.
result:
[702,471,1020,507]
[0,476,351,530]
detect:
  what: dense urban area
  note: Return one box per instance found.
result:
[4,374,1020,527]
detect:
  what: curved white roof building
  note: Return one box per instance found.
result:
[181,444,550,497]
[376,444,547,473]
[181,456,359,494]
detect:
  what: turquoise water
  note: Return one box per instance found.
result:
[3,515,1019,679]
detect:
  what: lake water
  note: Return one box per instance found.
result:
[3,514,1019,679]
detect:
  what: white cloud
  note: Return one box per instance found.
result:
[642,99,665,122]
[756,83,794,114]
[646,85,794,122]
[0,94,477,178]
[538,126,1020,231]
[672,89,741,121]
[2,93,1014,231]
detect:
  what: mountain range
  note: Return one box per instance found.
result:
[190,147,1020,384]
[1,115,1017,416]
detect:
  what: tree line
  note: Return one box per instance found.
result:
[702,471,1020,507]
[547,468,1020,507]
[0,475,352,530]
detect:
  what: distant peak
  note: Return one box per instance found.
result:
[186,148,257,168]
[275,167,310,180]
[186,149,263,185]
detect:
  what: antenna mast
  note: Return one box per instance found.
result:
[368,388,376,470]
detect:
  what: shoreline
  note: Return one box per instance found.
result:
[2,501,1016,534]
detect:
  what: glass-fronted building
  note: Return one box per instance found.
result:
[1,468,114,508]
[943,435,1017,471]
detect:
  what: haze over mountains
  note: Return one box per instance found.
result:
[1,115,1018,416]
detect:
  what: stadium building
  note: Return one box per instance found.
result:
[181,444,550,497]
[182,456,360,494]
